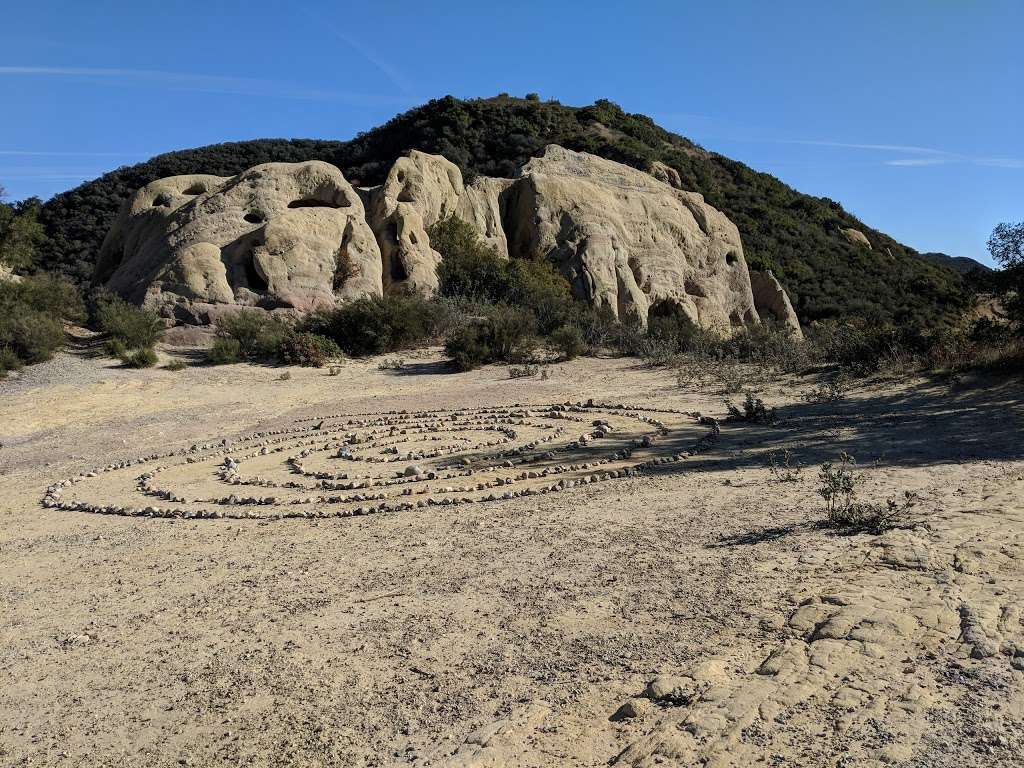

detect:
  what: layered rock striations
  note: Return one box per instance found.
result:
[97,146,800,335]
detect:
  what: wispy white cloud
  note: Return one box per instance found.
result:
[296,6,415,97]
[780,139,1023,170]
[0,149,146,157]
[0,66,410,105]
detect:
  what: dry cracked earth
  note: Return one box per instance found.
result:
[2,348,1023,767]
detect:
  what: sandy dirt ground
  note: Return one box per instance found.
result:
[2,348,1023,767]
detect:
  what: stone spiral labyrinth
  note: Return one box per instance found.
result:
[42,401,720,520]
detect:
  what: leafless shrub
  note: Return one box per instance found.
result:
[767,449,803,483]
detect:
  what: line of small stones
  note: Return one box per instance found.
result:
[123,410,671,510]
[139,418,567,505]
[49,405,655,511]
[202,417,563,493]
[41,402,717,519]
[70,412,559,508]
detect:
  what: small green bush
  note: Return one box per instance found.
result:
[94,294,164,350]
[278,332,342,367]
[725,392,777,424]
[103,338,128,358]
[430,216,576,334]
[0,273,85,370]
[122,347,158,368]
[445,320,493,371]
[818,452,919,533]
[164,359,187,371]
[15,274,86,324]
[487,305,537,361]
[215,311,291,360]
[431,216,509,303]
[207,337,243,365]
[444,306,536,371]
[548,324,585,360]
[0,346,25,377]
[304,294,442,357]
[504,258,574,334]
[0,310,65,363]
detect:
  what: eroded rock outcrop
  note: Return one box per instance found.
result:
[365,151,511,295]
[0,263,22,285]
[96,161,382,322]
[841,227,872,249]
[98,147,800,335]
[749,270,802,338]
[507,146,758,332]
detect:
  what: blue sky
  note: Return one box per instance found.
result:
[0,1,1020,264]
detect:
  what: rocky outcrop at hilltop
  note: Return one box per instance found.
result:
[97,146,800,335]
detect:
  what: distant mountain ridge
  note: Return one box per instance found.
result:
[919,252,991,275]
[34,95,969,325]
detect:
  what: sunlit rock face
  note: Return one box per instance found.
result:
[96,161,382,321]
[98,147,798,335]
[506,146,759,332]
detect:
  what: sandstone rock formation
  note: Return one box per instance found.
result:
[841,227,872,249]
[647,160,683,189]
[96,161,382,322]
[98,147,800,335]
[749,270,802,338]
[0,263,22,285]
[364,151,511,295]
[506,146,759,332]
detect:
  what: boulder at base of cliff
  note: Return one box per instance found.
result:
[749,270,803,339]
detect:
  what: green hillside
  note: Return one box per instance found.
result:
[34,95,968,326]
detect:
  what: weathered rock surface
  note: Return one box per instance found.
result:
[0,263,22,284]
[507,146,759,332]
[749,270,803,338]
[365,151,511,295]
[96,161,382,319]
[841,227,872,249]
[99,147,799,334]
[647,160,683,189]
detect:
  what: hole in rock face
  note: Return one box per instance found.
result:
[152,194,171,207]
[288,197,345,209]
[726,252,738,266]
[409,231,418,245]
[243,258,268,292]
[396,185,416,203]
[243,212,265,224]
[182,184,206,195]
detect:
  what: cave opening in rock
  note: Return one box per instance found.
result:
[726,251,738,266]
[242,258,268,292]
[182,184,206,196]
[243,212,265,224]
